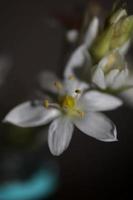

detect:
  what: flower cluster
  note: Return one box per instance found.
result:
[3,3,133,155]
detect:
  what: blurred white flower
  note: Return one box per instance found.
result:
[64,41,131,96]
[64,6,133,94]
[64,16,131,90]
[3,72,122,156]
[92,50,130,92]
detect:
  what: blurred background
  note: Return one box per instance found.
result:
[0,0,133,199]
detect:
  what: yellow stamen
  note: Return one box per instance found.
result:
[44,100,49,108]
[59,95,84,118]
[60,95,76,109]
[54,81,63,90]
[68,75,75,80]
[79,111,85,118]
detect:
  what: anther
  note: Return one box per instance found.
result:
[79,111,85,118]
[73,110,85,118]
[54,81,63,90]
[68,75,75,80]
[44,100,49,108]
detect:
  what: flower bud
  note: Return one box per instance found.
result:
[109,8,127,24]
[90,26,113,62]
[90,7,133,63]
[92,50,128,91]
[110,15,133,50]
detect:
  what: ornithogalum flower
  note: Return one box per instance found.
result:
[64,14,131,91]
[3,74,122,156]
[92,50,130,93]
[65,40,131,96]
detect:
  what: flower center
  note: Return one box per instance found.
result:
[60,95,76,109]
[44,95,84,118]
[44,80,85,118]
[59,95,84,118]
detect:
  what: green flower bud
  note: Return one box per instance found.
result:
[110,15,133,50]
[90,27,114,62]
[109,8,127,24]
[90,6,133,63]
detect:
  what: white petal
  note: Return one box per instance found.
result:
[48,116,74,156]
[80,90,122,111]
[64,78,88,96]
[3,101,60,127]
[64,45,85,78]
[73,112,117,142]
[105,69,119,87]
[92,67,106,89]
[112,68,129,89]
[97,56,109,71]
[64,45,92,80]
[92,54,109,88]
[84,17,99,48]
[38,70,61,94]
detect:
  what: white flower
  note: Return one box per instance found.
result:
[64,17,130,91]
[92,50,129,91]
[3,74,122,156]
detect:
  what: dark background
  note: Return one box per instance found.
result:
[0,0,133,199]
